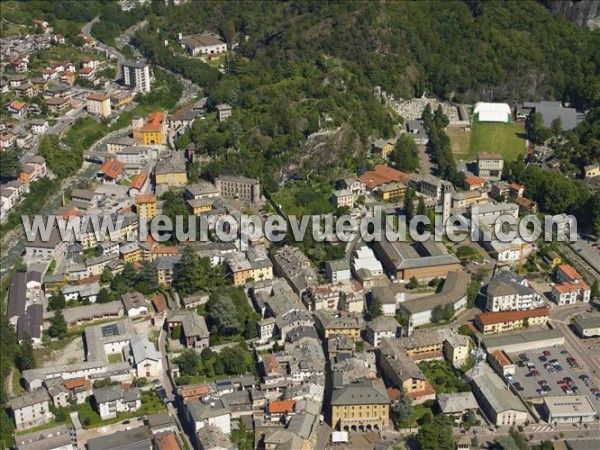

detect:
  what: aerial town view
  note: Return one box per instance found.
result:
[1,1,600,450]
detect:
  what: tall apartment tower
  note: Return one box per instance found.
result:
[120,60,152,93]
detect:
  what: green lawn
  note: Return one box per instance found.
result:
[449,119,526,162]
[107,353,123,364]
[418,360,470,394]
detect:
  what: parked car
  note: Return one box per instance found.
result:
[543,350,552,356]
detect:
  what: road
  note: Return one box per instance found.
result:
[549,303,600,381]
[81,17,126,67]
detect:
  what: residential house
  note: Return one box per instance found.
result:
[187,398,231,434]
[476,152,504,180]
[9,389,54,431]
[86,93,111,117]
[93,385,141,420]
[485,271,543,312]
[365,316,400,347]
[180,34,227,56]
[133,112,167,145]
[121,292,149,317]
[167,310,210,349]
[474,307,549,334]
[136,194,157,220]
[128,335,163,378]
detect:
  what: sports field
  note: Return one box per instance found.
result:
[448,120,526,162]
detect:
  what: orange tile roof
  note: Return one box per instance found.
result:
[359,165,410,190]
[476,307,549,326]
[98,160,124,180]
[268,400,295,414]
[515,197,536,208]
[136,194,157,204]
[64,378,86,390]
[179,384,211,397]
[558,264,582,281]
[491,350,513,366]
[87,93,109,101]
[553,282,590,293]
[151,245,179,255]
[8,101,26,110]
[152,294,167,313]
[141,112,165,132]
[465,177,486,186]
[508,183,523,191]
[80,67,94,74]
[129,172,147,191]
[155,432,181,450]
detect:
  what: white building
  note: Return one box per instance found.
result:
[9,389,54,431]
[94,385,141,420]
[550,282,591,306]
[121,292,149,317]
[120,60,152,93]
[325,259,351,283]
[128,335,163,378]
[474,102,511,123]
[542,396,596,424]
[187,398,231,434]
[485,271,543,312]
[365,316,400,347]
[180,34,227,56]
[573,315,600,338]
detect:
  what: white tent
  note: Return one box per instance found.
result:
[474,102,511,123]
[331,431,349,443]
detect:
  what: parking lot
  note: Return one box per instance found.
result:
[507,345,600,408]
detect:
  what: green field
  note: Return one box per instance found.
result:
[448,120,526,162]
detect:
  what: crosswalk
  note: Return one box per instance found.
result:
[530,425,553,433]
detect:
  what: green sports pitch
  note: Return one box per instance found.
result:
[448,118,527,162]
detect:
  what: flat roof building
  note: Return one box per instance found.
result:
[542,396,597,424]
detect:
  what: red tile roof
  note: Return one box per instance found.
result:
[268,400,295,414]
[491,350,513,366]
[553,282,590,293]
[8,101,26,111]
[141,112,165,132]
[558,264,582,281]
[136,194,157,204]
[98,160,124,180]
[155,432,181,450]
[465,177,486,186]
[359,165,410,190]
[64,378,86,390]
[476,307,549,326]
[80,67,94,74]
[129,172,147,191]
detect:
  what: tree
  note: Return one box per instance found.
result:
[0,151,20,180]
[206,294,241,336]
[136,261,159,294]
[443,302,455,321]
[467,280,479,308]
[415,415,454,450]
[47,292,66,311]
[175,349,201,376]
[428,277,440,288]
[550,117,562,139]
[170,325,181,340]
[17,333,36,371]
[391,394,413,423]
[404,187,416,220]
[201,347,214,361]
[591,280,600,300]
[133,377,148,387]
[472,436,480,449]
[101,267,113,284]
[368,296,384,320]
[96,288,113,303]
[48,309,68,339]
[431,305,444,323]
[528,112,549,144]
[416,197,426,216]
[175,247,226,296]
[407,276,419,290]
[219,346,249,375]
[391,134,420,172]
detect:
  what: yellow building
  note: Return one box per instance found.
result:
[187,198,213,216]
[155,152,188,187]
[119,243,142,263]
[373,139,394,159]
[443,334,470,364]
[86,93,112,118]
[584,163,600,178]
[380,182,406,201]
[475,308,549,335]
[331,380,390,431]
[136,194,157,220]
[133,112,166,145]
[316,312,363,341]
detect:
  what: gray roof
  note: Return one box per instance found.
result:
[15,424,72,450]
[94,385,140,404]
[129,335,161,363]
[368,315,400,333]
[374,238,460,270]
[574,314,600,330]
[331,379,390,406]
[325,259,351,272]
[121,60,149,69]
[121,292,148,311]
[401,271,471,315]
[287,412,317,439]
[486,279,534,299]
[188,398,231,422]
[472,364,527,414]
[196,424,232,449]
[86,427,153,450]
[7,271,27,320]
[70,189,96,201]
[526,103,580,130]
[483,329,564,352]
[17,304,43,340]
[437,392,478,414]
[9,389,50,410]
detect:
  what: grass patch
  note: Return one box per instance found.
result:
[418,360,470,394]
[449,120,526,162]
[396,403,434,428]
[271,181,335,217]
[107,353,123,364]
[12,368,23,395]
[75,391,166,429]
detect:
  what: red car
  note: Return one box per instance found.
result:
[543,350,552,356]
